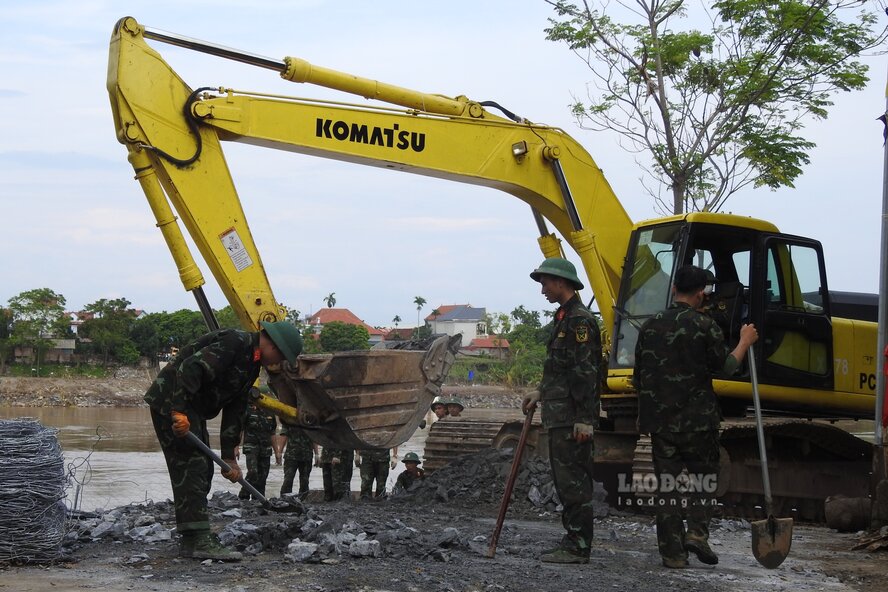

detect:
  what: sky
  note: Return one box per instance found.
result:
[2,1,887,329]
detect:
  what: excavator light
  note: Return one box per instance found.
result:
[511,141,528,159]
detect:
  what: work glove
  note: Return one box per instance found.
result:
[573,422,594,443]
[171,411,190,437]
[221,459,242,483]
[522,389,541,414]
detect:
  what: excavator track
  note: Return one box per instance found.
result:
[629,418,873,523]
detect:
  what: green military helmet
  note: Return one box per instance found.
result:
[259,321,303,365]
[530,257,584,290]
[445,396,464,411]
[430,395,446,411]
[402,452,422,464]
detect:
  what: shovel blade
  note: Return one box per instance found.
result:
[751,515,793,569]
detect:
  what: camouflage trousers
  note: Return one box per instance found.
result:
[650,430,720,560]
[150,408,212,534]
[548,426,596,553]
[321,451,354,501]
[280,458,312,495]
[239,442,272,499]
[359,459,390,498]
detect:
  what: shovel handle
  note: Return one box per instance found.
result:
[184,431,269,504]
[748,348,773,514]
[486,406,536,558]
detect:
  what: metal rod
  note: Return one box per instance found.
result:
[487,407,535,558]
[748,348,773,515]
[531,206,550,237]
[549,159,583,231]
[192,286,220,332]
[875,64,888,482]
[143,26,285,72]
[185,431,268,503]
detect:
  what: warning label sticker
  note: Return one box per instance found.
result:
[219,227,253,272]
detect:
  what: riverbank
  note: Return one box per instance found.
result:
[0,374,523,408]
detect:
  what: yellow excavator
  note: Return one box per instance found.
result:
[107,17,877,520]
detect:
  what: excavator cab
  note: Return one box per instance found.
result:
[608,214,871,418]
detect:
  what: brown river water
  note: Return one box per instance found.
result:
[0,406,430,512]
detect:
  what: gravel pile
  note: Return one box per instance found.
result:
[395,447,610,518]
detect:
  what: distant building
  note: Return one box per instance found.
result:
[464,336,511,360]
[426,304,487,342]
[305,308,386,346]
[383,327,415,341]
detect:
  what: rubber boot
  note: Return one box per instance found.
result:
[685,535,718,565]
[540,547,590,564]
[661,556,689,569]
[190,531,243,562]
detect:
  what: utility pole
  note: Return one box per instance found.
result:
[873,66,888,528]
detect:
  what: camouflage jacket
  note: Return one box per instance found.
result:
[242,405,277,446]
[634,302,732,433]
[282,425,315,462]
[395,468,425,490]
[144,329,261,458]
[539,294,601,429]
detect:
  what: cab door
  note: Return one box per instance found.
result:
[752,235,833,390]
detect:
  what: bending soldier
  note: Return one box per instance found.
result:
[144,321,302,561]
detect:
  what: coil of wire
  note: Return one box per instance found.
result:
[0,418,67,563]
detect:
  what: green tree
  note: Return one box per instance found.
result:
[7,288,68,373]
[413,296,426,329]
[130,309,206,364]
[79,298,138,365]
[324,293,337,308]
[319,321,370,352]
[392,315,402,328]
[545,0,886,214]
[214,305,241,329]
[0,307,12,374]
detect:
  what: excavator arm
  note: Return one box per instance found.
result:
[106,16,632,342]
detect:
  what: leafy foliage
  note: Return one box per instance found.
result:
[319,321,370,352]
[545,0,886,214]
[78,298,139,366]
[6,288,68,370]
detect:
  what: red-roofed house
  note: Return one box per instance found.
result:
[465,336,511,359]
[305,308,385,346]
[384,327,415,341]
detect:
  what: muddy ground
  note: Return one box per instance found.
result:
[1,375,887,591]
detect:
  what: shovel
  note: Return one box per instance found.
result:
[185,431,303,513]
[748,347,793,568]
[487,405,536,558]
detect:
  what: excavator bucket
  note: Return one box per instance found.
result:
[264,335,461,450]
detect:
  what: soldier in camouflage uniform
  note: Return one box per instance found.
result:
[279,424,317,496]
[522,257,600,565]
[238,403,277,499]
[355,446,398,499]
[320,447,354,501]
[393,452,425,492]
[634,265,757,568]
[144,321,302,562]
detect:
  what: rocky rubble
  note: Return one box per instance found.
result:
[396,447,610,518]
